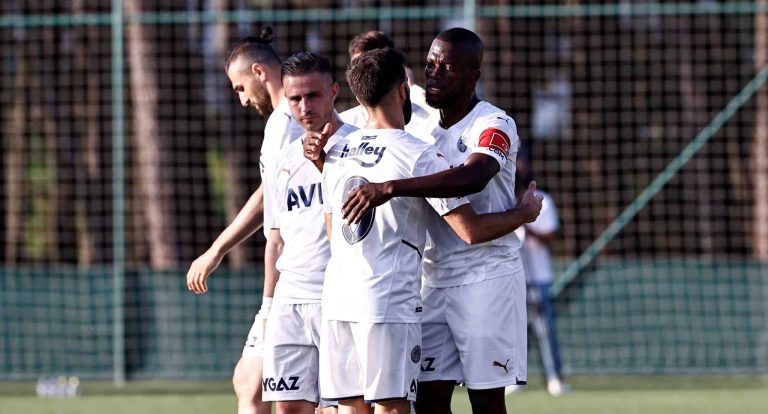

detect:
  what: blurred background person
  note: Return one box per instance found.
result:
[508,145,570,397]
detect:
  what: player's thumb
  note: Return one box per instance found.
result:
[321,122,332,137]
[528,180,537,192]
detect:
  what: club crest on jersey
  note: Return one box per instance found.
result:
[341,176,376,244]
[457,136,468,153]
[411,345,422,363]
[339,141,387,168]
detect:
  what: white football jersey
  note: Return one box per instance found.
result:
[515,191,559,285]
[270,123,359,304]
[415,101,522,288]
[321,128,469,323]
[339,86,435,135]
[261,98,305,237]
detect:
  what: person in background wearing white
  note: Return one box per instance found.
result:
[507,146,570,397]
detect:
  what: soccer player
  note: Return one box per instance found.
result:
[339,30,435,130]
[260,51,357,414]
[304,48,541,414]
[338,28,528,414]
[185,29,303,414]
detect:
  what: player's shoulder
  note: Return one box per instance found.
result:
[402,129,433,148]
[471,102,516,129]
[403,131,443,164]
[338,105,367,127]
[406,112,439,142]
[465,102,517,148]
[272,138,304,172]
[333,122,360,140]
[265,100,295,131]
[377,128,431,152]
[323,123,360,158]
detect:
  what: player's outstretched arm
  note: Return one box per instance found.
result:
[302,123,332,172]
[442,181,543,245]
[342,153,499,224]
[186,184,265,294]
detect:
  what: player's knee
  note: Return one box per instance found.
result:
[467,387,506,414]
[374,399,410,414]
[232,362,261,400]
[275,400,314,414]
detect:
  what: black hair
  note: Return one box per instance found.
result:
[435,27,484,69]
[224,26,281,71]
[281,52,335,83]
[346,48,406,107]
[348,31,395,57]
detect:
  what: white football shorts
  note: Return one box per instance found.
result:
[420,258,527,389]
[262,302,324,404]
[319,320,421,403]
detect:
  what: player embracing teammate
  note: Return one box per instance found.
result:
[341,28,532,414]
[187,27,539,414]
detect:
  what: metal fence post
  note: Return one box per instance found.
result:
[111,0,126,388]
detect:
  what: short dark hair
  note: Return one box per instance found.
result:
[224,27,281,70]
[348,31,395,57]
[281,52,335,83]
[435,27,484,69]
[346,48,406,107]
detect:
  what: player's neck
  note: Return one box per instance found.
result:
[326,113,345,136]
[439,94,480,129]
[268,84,284,111]
[364,105,405,130]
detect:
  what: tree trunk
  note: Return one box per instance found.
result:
[753,0,768,260]
[68,0,110,265]
[125,0,177,268]
[678,14,717,256]
[3,62,26,264]
[37,13,81,264]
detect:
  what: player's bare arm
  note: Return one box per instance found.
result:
[263,228,284,298]
[342,152,499,224]
[442,181,543,245]
[302,123,333,171]
[186,183,265,294]
[262,228,283,333]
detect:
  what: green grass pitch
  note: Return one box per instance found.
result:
[1,376,766,414]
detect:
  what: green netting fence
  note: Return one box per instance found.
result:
[1,1,767,382]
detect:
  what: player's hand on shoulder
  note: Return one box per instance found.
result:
[302,122,332,161]
[186,248,224,294]
[342,181,393,224]
[516,181,544,223]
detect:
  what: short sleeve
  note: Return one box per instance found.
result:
[269,165,284,231]
[339,105,368,128]
[470,115,518,168]
[261,154,280,232]
[412,146,471,216]
[260,110,302,235]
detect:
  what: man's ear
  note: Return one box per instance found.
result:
[251,62,267,82]
[470,68,481,84]
[330,82,340,102]
[399,81,407,100]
